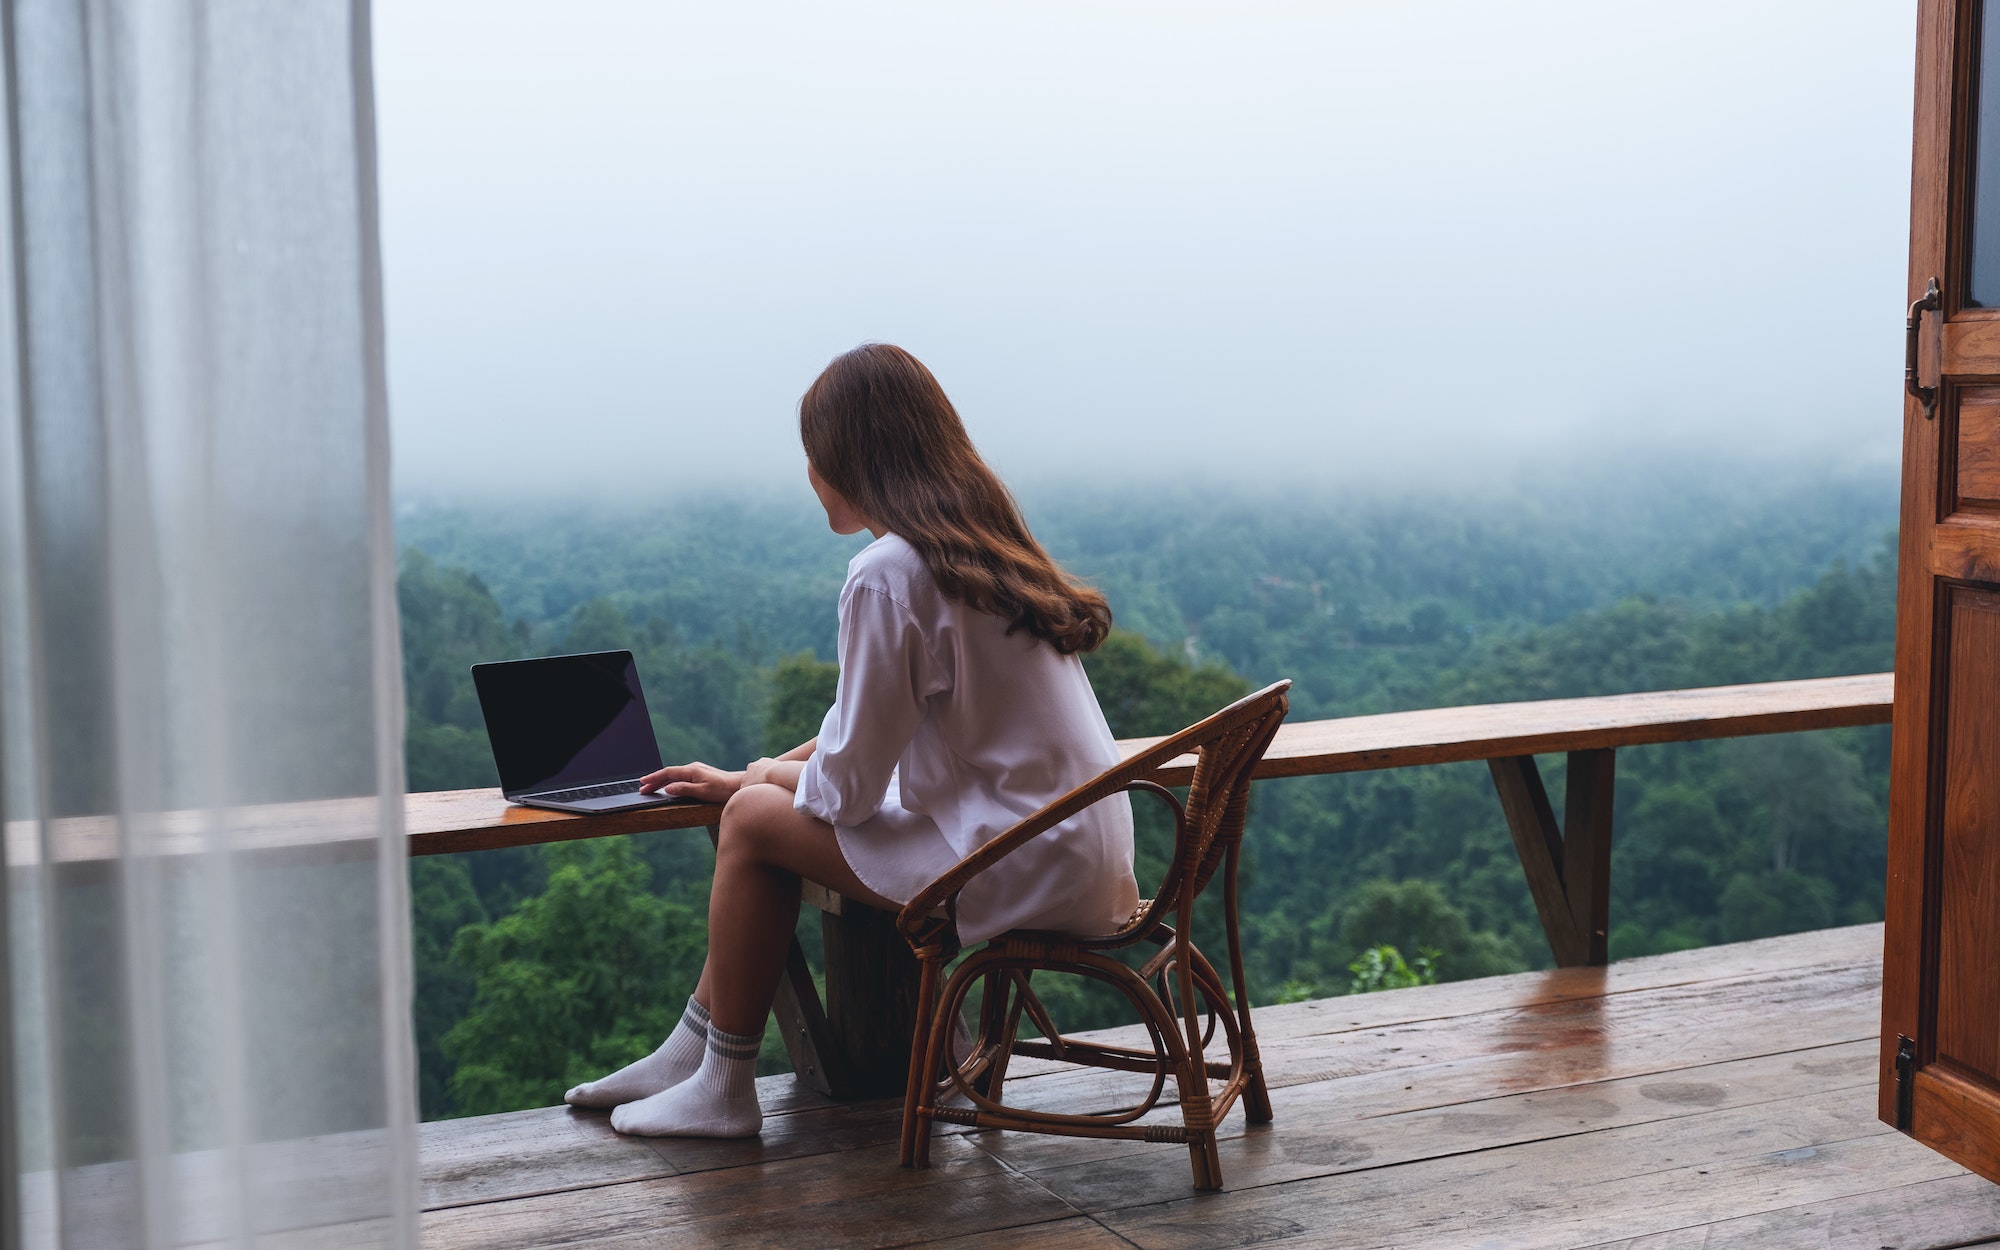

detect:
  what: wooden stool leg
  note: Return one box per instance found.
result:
[824,900,925,1099]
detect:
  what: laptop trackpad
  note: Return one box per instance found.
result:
[568,791,676,811]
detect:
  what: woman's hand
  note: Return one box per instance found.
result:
[638,762,744,802]
[741,757,806,791]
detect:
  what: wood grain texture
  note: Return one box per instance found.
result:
[982,955,1882,1140]
[404,789,723,856]
[1934,588,2000,1082]
[916,1216,1133,1250]
[420,1136,1069,1250]
[1912,1061,2000,1185]
[419,1106,675,1210]
[820,900,925,1098]
[1009,1042,1882,1213]
[1570,1172,2000,1249]
[1125,674,1892,787]
[1956,387,2000,507]
[387,674,1893,864]
[417,926,1995,1250]
[1943,314,2000,375]
[1097,1092,1958,1250]
[1564,749,1617,966]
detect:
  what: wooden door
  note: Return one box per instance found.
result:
[1883,0,2000,1180]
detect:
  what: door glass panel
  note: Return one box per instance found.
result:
[1970,2,2000,305]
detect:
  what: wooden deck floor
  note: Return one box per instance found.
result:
[418,924,2000,1249]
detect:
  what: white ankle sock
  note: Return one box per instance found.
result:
[609,1022,764,1138]
[565,997,710,1109]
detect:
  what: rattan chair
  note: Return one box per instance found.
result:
[895,680,1291,1190]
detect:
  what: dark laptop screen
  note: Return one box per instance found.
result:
[472,651,664,796]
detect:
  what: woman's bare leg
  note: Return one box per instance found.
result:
[608,784,899,1137]
[695,782,900,1037]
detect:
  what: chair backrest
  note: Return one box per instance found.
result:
[897,679,1291,942]
[1123,680,1290,934]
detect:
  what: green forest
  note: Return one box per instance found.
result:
[398,462,1899,1121]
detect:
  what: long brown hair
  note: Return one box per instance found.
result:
[800,344,1111,655]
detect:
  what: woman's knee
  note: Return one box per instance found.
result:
[717,784,795,862]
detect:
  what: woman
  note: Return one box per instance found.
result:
[564,343,1140,1138]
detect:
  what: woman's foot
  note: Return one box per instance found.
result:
[565,997,710,1109]
[610,1023,763,1138]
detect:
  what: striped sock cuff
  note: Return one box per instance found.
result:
[707,1025,762,1062]
[683,997,712,1033]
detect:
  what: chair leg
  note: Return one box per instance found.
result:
[1169,927,1224,1191]
[1179,1086,1223,1191]
[1241,1029,1273,1125]
[899,952,943,1169]
[980,971,1028,1107]
[1187,1128,1223,1192]
[1222,845,1272,1125]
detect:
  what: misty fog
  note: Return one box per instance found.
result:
[374,0,1915,497]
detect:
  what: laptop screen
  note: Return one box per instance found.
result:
[472,650,664,796]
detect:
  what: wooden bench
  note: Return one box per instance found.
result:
[404,671,1893,1099]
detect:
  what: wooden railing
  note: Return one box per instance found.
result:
[399,671,1893,1097]
[408,672,1894,959]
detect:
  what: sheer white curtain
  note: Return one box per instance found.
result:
[0,2,416,1247]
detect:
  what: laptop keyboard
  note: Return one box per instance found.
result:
[535,780,645,803]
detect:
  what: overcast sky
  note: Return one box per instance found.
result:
[374,0,1915,496]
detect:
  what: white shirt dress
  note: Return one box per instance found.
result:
[793,533,1140,946]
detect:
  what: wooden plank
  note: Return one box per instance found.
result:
[419,1135,1078,1250]
[1223,924,1882,1047]
[411,926,1885,1208]
[388,676,1893,862]
[990,949,1881,1120]
[1096,1090,1963,1249]
[1123,673,1892,787]
[1010,1042,1884,1214]
[976,959,1881,1175]
[407,929,1921,1249]
[1387,1130,1966,1250]
[419,1106,675,1211]
[1572,1172,2000,1249]
[918,1216,1133,1250]
[405,789,722,857]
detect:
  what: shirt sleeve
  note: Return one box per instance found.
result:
[794,585,946,829]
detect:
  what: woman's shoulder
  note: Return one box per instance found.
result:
[844,533,935,605]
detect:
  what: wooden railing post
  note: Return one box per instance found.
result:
[1487,751,1617,967]
[1563,749,1617,966]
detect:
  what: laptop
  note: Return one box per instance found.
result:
[471,649,693,814]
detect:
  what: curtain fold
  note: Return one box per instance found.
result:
[0,2,417,1246]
